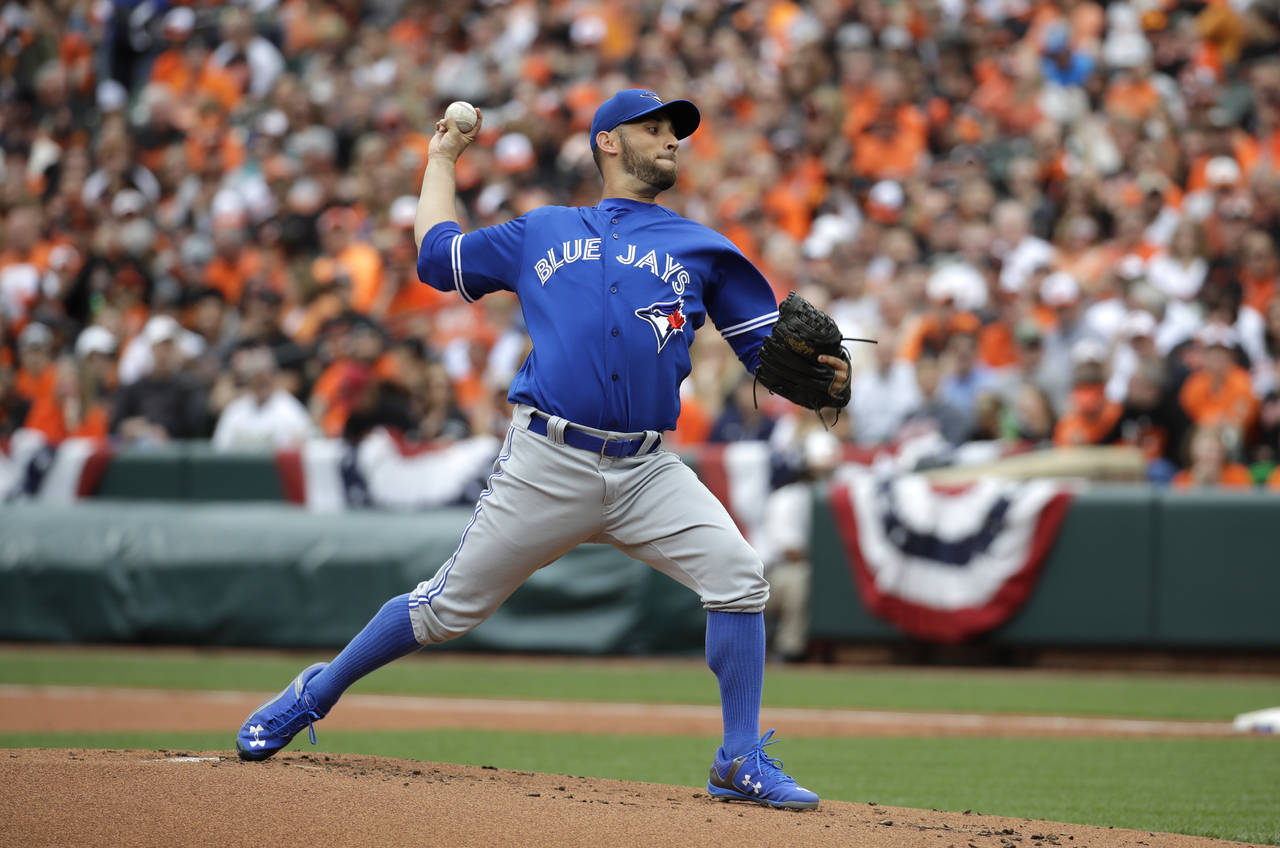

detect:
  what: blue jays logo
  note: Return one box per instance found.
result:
[635,298,687,352]
[639,91,663,103]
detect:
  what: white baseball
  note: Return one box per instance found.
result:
[444,101,477,133]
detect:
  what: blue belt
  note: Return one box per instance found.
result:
[527,413,660,458]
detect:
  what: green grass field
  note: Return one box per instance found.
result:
[2,647,1278,844]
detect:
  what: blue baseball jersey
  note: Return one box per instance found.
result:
[418,197,779,432]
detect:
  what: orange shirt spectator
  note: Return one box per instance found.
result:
[22,394,65,442]
[1171,463,1254,490]
[205,249,261,306]
[452,370,488,414]
[311,359,370,438]
[1238,230,1278,315]
[386,269,451,322]
[205,229,263,306]
[318,208,387,316]
[899,311,981,362]
[1180,366,1257,429]
[1255,128,1280,179]
[970,61,1042,136]
[1054,384,1122,446]
[761,154,827,242]
[15,323,58,406]
[68,403,110,439]
[1267,466,1280,491]
[977,320,1019,369]
[0,242,51,275]
[668,391,713,447]
[150,44,241,115]
[843,72,927,181]
[284,0,351,53]
[762,185,810,243]
[338,242,386,315]
[1179,329,1258,432]
[382,197,451,324]
[1173,423,1254,490]
[1054,244,1116,296]
[1185,142,1257,195]
[22,364,111,442]
[1104,73,1161,122]
[1241,271,1277,316]
[850,115,927,181]
[15,365,57,405]
[309,323,396,437]
[183,117,246,176]
[291,282,347,346]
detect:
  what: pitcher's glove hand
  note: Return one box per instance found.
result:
[754,291,856,411]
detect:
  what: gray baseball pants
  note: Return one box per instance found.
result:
[407,404,768,645]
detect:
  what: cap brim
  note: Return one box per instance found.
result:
[622,99,701,140]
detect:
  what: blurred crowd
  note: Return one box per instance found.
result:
[3,0,1280,491]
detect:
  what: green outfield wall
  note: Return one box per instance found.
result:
[0,502,705,654]
[1,484,1277,652]
[810,486,1280,649]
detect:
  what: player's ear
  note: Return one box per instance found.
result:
[595,129,619,156]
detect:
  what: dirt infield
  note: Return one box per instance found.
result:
[0,748,1266,848]
[0,684,1239,738]
[0,685,1268,847]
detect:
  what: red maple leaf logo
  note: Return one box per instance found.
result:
[667,309,685,330]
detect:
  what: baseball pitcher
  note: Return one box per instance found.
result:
[234,89,852,811]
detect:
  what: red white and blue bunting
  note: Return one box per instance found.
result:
[828,471,1075,643]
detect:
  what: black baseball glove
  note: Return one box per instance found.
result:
[754,291,863,412]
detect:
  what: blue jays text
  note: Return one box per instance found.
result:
[416,197,780,434]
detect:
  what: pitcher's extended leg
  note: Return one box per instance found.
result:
[235,593,419,761]
[236,424,604,760]
[307,593,419,712]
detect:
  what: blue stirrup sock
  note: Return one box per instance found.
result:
[306,593,420,713]
[705,610,765,758]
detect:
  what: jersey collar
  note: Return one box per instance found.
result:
[596,197,660,213]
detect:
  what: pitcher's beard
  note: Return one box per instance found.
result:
[620,135,677,191]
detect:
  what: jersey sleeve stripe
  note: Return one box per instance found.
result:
[451,234,475,303]
[719,311,779,339]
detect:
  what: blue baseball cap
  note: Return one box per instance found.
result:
[589,89,701,150]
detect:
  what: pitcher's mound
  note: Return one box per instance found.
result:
[0,748,1262,848]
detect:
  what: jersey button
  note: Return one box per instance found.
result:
[611,218,618,224]
[611,373,619,381]
[612,233,618,239]
[611,328,619,337]
[610,285,618,293]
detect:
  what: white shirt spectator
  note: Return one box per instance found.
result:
[849,359,921,445]
[213,389,315,450]
[1143,205,1181,249]
[210,35,285,99]
[1232,305,1272,394]
[1146,253,1206,302]
[755,482,810,570]
[81,165,161,207]
[118,315,206,385]
[1081,297,1127,346]
[0,262,39,324]
[998,236,1054,294]
[1106,312,1158,403]
[1156,299,1202,354]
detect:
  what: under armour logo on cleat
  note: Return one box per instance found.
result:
[248,724,266,747]
[741,773,762,795]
